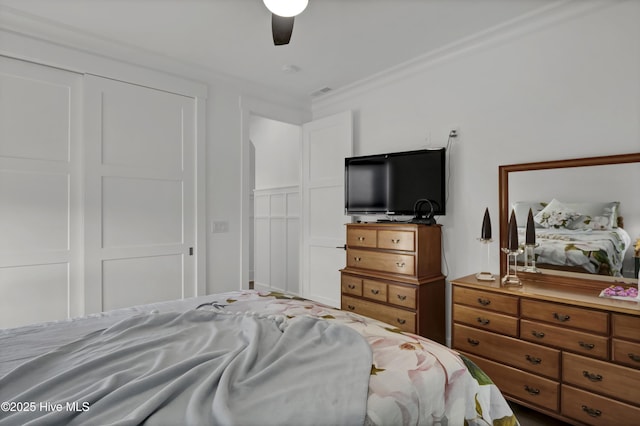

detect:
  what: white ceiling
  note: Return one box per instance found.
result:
[0,0,560,100]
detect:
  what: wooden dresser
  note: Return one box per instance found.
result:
[340,223,445,344]
[451,275,640,426]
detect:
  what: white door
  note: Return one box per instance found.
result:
[301,111,352,307]
[0,56,82,328]
[84,75,196,313]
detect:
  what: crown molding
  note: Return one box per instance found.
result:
[0,4,309,109]
[312,0,615,111]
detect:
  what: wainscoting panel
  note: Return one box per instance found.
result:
[253,186,299,294]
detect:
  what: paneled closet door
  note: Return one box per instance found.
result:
[0,56,83,328]
[84,75,196,313]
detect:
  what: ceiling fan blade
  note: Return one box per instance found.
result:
[272,14,294,45]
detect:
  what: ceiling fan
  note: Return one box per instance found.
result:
[263,0,309,45]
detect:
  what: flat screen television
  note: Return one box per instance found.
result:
[344,148,446,217]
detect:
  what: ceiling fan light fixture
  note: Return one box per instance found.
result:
[263,0,308,17]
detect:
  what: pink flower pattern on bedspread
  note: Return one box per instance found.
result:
[199,290,518,426]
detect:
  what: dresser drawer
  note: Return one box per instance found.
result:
[612,313,640,341]
[363,279,387,302]
[521,299,608,334]
[453,324,560,379]
[347,249,415,276]
[452,286,518,315]
[387,283,416,309]
[377,230,415,251]
[342,295,415,333]
[562,385,640,426]
[341,274,363,296]
[521,320,609,359]
[464,353,559,412]
[611,338,640,369]
[346,228,377,248]
[453,304,518,337]
[562,352,639,405]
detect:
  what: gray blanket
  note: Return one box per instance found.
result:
[0,310,372,426]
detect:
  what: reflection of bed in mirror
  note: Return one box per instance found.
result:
[512,199,631,276]
[499,153,640,287]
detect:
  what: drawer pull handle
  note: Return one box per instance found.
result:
[531,331,545,339]
[396,262,406,268]
[396,318,406,325]
[347,284,356,290]
[396,294,407,301]
[347,305,355,310]
[357,236,365,241]
[353,257,361,262]
[628,353,640,363]
[553,312,570,322]
[477,298,491,306]
[476,317,490,325]
[467,338,480,346]
[578,341,595,350]
[391,238,400,244]
[581,405,602,418]
[524,385,540,395]
[525,355,542,365]
[370,289,380,295]
[582,371,603,382]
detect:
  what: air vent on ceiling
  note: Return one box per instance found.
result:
[310,86,332,97]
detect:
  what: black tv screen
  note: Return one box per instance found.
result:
[344,148,446,216]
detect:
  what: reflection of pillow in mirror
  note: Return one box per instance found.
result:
[564,201,620,229]
[570,215,614,230]
[565,201,620,229]
[512,201,548,228]
[534,198,580,229]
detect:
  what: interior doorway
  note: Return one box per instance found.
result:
[249,115,302,294]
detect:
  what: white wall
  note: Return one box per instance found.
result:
[312,1,640,340]
[250,116,301,190]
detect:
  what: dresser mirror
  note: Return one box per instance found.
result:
[499,153,640,289]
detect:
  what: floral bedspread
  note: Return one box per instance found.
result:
[198,290,518,426]
[518,227,631,276]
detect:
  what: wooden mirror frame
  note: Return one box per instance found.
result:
[499,152,640,289]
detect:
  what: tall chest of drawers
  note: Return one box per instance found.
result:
[340,223,445,344]
[451,275,640,426]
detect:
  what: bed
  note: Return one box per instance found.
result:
[513,199,631,276]
[1,290,518,426]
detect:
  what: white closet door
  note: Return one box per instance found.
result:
[84,75,196,313]
[0,56,82,328]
